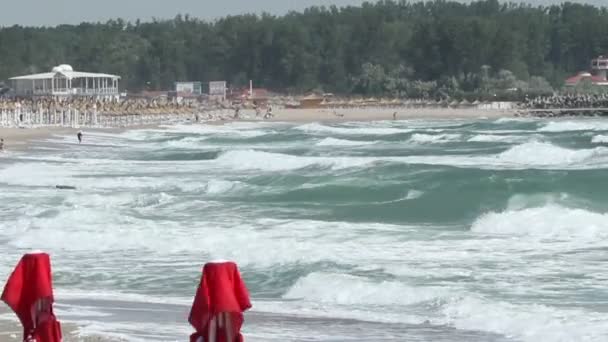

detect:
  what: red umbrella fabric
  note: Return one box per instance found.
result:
[189,261,252,342]
[2,252,62,342]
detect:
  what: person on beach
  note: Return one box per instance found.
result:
[77,131,83,144]
[234,107,241,119]
[254,102,261,117]
[0,138,4,152]
[264,106,273,119]
[393,112,397,120]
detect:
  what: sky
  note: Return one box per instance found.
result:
[0,0,604,27]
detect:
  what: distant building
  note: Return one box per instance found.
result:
[591,56,608,81]
[208,81,227,101]
[175,82,202,95]
[565,56,608,87]
[9,64,120,97]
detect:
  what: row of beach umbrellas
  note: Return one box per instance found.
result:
[1,253,251,342]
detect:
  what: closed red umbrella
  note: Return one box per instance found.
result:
[2,252,62,342]
[189,261,251,342]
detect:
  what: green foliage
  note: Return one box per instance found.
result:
[0,0,606,96]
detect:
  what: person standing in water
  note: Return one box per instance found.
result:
[77,131,83,144]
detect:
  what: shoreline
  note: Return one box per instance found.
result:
[0,107,514,148]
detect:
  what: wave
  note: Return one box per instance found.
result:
[471,204,608,238]
[160,123,272,138]
[395,142,608,170]
[442,296,608,342]
[295,122,408,135]
[164,136,208,149]
[375,190,425,204]
[283,272,442,306]
[316,137,377,146]
[467,134,527,143]
[214,150,376,171]
[539,120,608,132]
[409,133,461,144]
[204,179,241,194]
[592,135,608,144]
[494,117,534,124]
[497,141,606,167]
[213,142,608,172]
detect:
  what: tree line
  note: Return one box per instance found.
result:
[0,0,607,99]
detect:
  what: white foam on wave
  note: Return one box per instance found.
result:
[316,137,377,146]
[214,150,376,171]
[442,296,608,342]
[0,161,208,191]
[295,122,408,135]
[284,272,442,306]
[161,124,271,138]
[494,117,534,124]
[467,134,528,143]
[471,204,608,238]
[205,179,241,194]
[0,214,412,268]
[55,288,191,306]
[409,133,461,144]
[497,141,604,166]
[592,135,608,144]
[164,136,208,149]
[540,120,608,132]
[395,141,608,170]
[210,142,608,171]
[376,190,425,204]
[405,190,425,200]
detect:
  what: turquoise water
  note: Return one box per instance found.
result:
[1,118,608,341]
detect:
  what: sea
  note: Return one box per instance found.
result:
[1,117,608,341]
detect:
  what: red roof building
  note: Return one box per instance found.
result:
[565,72,608,87]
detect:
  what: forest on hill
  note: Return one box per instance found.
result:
[0,0,607,99]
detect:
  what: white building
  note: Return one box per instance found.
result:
[591,56,608,81]
[9,64,120,97]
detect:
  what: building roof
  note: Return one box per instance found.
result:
[10,64,120,81]
[565,72,608,86]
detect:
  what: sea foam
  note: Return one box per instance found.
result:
[471,204,608,238]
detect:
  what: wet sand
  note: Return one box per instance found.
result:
[0,306,119,342]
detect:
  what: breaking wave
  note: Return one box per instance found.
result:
[471,204,608,238]
[295,122,408,135]
[409,133,461,144]
[592,135,608,144]
[213,150,377,171]
[539,120,608,132]
[284,272,442,306]
[316,137,377,146]
[496,141,604,166]
[467,134,527,143]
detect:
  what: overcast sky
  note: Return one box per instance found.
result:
[0,0,604,27]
